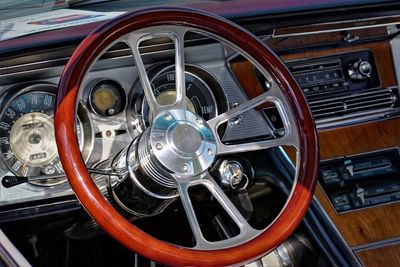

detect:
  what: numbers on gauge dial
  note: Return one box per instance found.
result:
[0,91,82,180]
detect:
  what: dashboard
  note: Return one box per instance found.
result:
[1,3,400,266]
[0,39,272,209]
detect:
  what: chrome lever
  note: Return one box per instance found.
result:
[1,167,127,188]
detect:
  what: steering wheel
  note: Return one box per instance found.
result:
[55,7,318,267]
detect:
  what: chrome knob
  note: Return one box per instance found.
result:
[359,61,372,77]
[348,59,372,80]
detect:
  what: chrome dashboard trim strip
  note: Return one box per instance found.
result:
[352,237,400,252]
[273,15,400,38]
[2,14,400,76]
[0,229,32,267]
[316,107,400,130]
[311,196,362,267]
[0,36,212,76]
[390,34,400,91]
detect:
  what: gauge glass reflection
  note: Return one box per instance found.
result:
[0,91,83,186]
[141,70,218,124]
[89,80,126,117]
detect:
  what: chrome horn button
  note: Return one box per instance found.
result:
[150,110,216,176]
[171,124,202,154]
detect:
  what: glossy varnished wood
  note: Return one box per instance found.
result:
[231,36,399,160]
[305,118,400,246]
[231,32,400,260]
[356,245,400,267]
[315,185,400,247]
[230,61,264,101]
[268,27,389,52]
[319,118,400,160]
[55,8,319,267]
[231,41,397,95]
[314,115,400,248]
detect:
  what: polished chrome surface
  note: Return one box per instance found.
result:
[272,15,400,38]
[126,138,179,199]
[124,109,216,197]
[207,81,300,155]
[137,130,175,187]
[114,25,302,249]
[390,35,400,94]
[0,24,303,252]
[149,109,216,176]
[175,172,261,249]
[125,27,188,120]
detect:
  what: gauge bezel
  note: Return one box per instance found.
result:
[128,64,228,138]
[0,83,94,187]
[87,78,128,119]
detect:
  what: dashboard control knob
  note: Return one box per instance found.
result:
[356,186,365,205]
[344,159,354,176]
[359,61,372,77]
[348,59,372,80]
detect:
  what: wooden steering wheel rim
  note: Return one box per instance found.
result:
[55,7,319,267]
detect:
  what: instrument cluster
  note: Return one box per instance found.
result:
[0,63,227,206]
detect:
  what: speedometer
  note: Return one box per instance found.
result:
[0,84,87,186]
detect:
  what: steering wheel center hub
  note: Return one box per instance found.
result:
[172,124,202,153]
[148,109,216,176]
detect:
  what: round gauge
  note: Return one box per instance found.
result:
[140,67,220,125]
[0,90,84,186]
[89,80,126,117]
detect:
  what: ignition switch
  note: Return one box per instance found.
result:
[218,159,249,190]
[212,158,254,220]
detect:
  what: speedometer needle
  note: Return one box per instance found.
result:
[31,113,36,135]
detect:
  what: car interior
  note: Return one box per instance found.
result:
[1,0,400,266]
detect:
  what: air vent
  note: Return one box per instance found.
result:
[309,88,398,119]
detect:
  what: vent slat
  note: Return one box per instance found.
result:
[346,97,393,107]
[312,96,393,112]
[314,101,395,118]
[308,90,390,107]
[310,89,396,119]
[345,93,392,103]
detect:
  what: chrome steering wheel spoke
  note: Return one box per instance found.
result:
[125,27,187,120]
[174,172,260,250]
[207,81,300,155]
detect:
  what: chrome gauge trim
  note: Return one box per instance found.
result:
[9,112,58,167]
[77,101,95,163]
[0,83,94,187]
[129,64,227,135]
[149,64,221,115]
[0,84,66,186]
